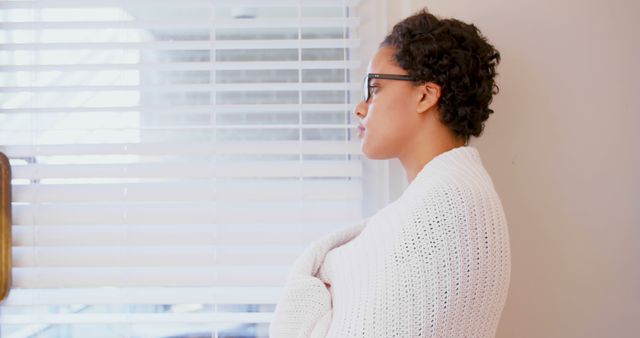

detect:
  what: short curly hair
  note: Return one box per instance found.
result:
[381,8,501,143]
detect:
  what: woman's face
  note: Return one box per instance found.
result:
[354,47,423,160]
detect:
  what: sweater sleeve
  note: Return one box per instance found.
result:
[269,217,370,338]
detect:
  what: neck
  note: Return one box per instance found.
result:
[398,131,466,184]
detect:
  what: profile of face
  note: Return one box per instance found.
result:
[354,46,441,160]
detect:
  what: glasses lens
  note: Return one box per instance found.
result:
[363,75,369,102]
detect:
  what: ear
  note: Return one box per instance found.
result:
[416,82,441,114]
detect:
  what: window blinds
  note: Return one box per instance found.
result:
[0,0,367,336]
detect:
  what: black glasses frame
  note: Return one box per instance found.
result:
[363,73,416,102]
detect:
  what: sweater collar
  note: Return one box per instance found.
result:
[411,145,481,184]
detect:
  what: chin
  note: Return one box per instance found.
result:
[360,141,392,160]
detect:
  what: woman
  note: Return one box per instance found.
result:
[270,8,511,338]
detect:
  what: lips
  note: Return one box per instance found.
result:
[357,123,366,138]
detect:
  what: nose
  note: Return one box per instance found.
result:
[354,99,368,120]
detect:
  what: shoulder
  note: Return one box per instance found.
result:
[399,168,506,234]
[412,156,502,207]
[405,145,501,204]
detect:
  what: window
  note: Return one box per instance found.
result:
[0,0,378,337]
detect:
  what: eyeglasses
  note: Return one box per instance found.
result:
[363,73,416,103]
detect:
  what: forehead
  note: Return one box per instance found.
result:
[367,46,406,74]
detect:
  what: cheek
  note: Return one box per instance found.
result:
[362,101,416,157]
[369,99,415,136]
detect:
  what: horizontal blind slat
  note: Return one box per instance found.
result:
[1,39,360,50]
[13,266,291,288]
[2,141,361,157]
[3,287,283,305]
[2,61,361,71]
[0,18,360,29]
[13,222,352,246]
[11,180,362,203]
[0,312,275,325]
[13,245,306,267]
[0,82,360,92]
[3,124,357,132]
[12,201,363,225]
[0,0,361,9]
[0,104,354,114]
[11,161,363,179]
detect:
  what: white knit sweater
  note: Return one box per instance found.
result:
[269,146,511,338]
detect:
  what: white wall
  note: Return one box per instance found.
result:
[381,0,640,337]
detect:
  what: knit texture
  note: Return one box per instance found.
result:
[269,146,511,337]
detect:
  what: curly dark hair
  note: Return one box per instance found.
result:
[381,8,501,143]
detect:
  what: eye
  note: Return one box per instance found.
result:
[370,84,379,95]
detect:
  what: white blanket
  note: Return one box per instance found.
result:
[269,146,511,337]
